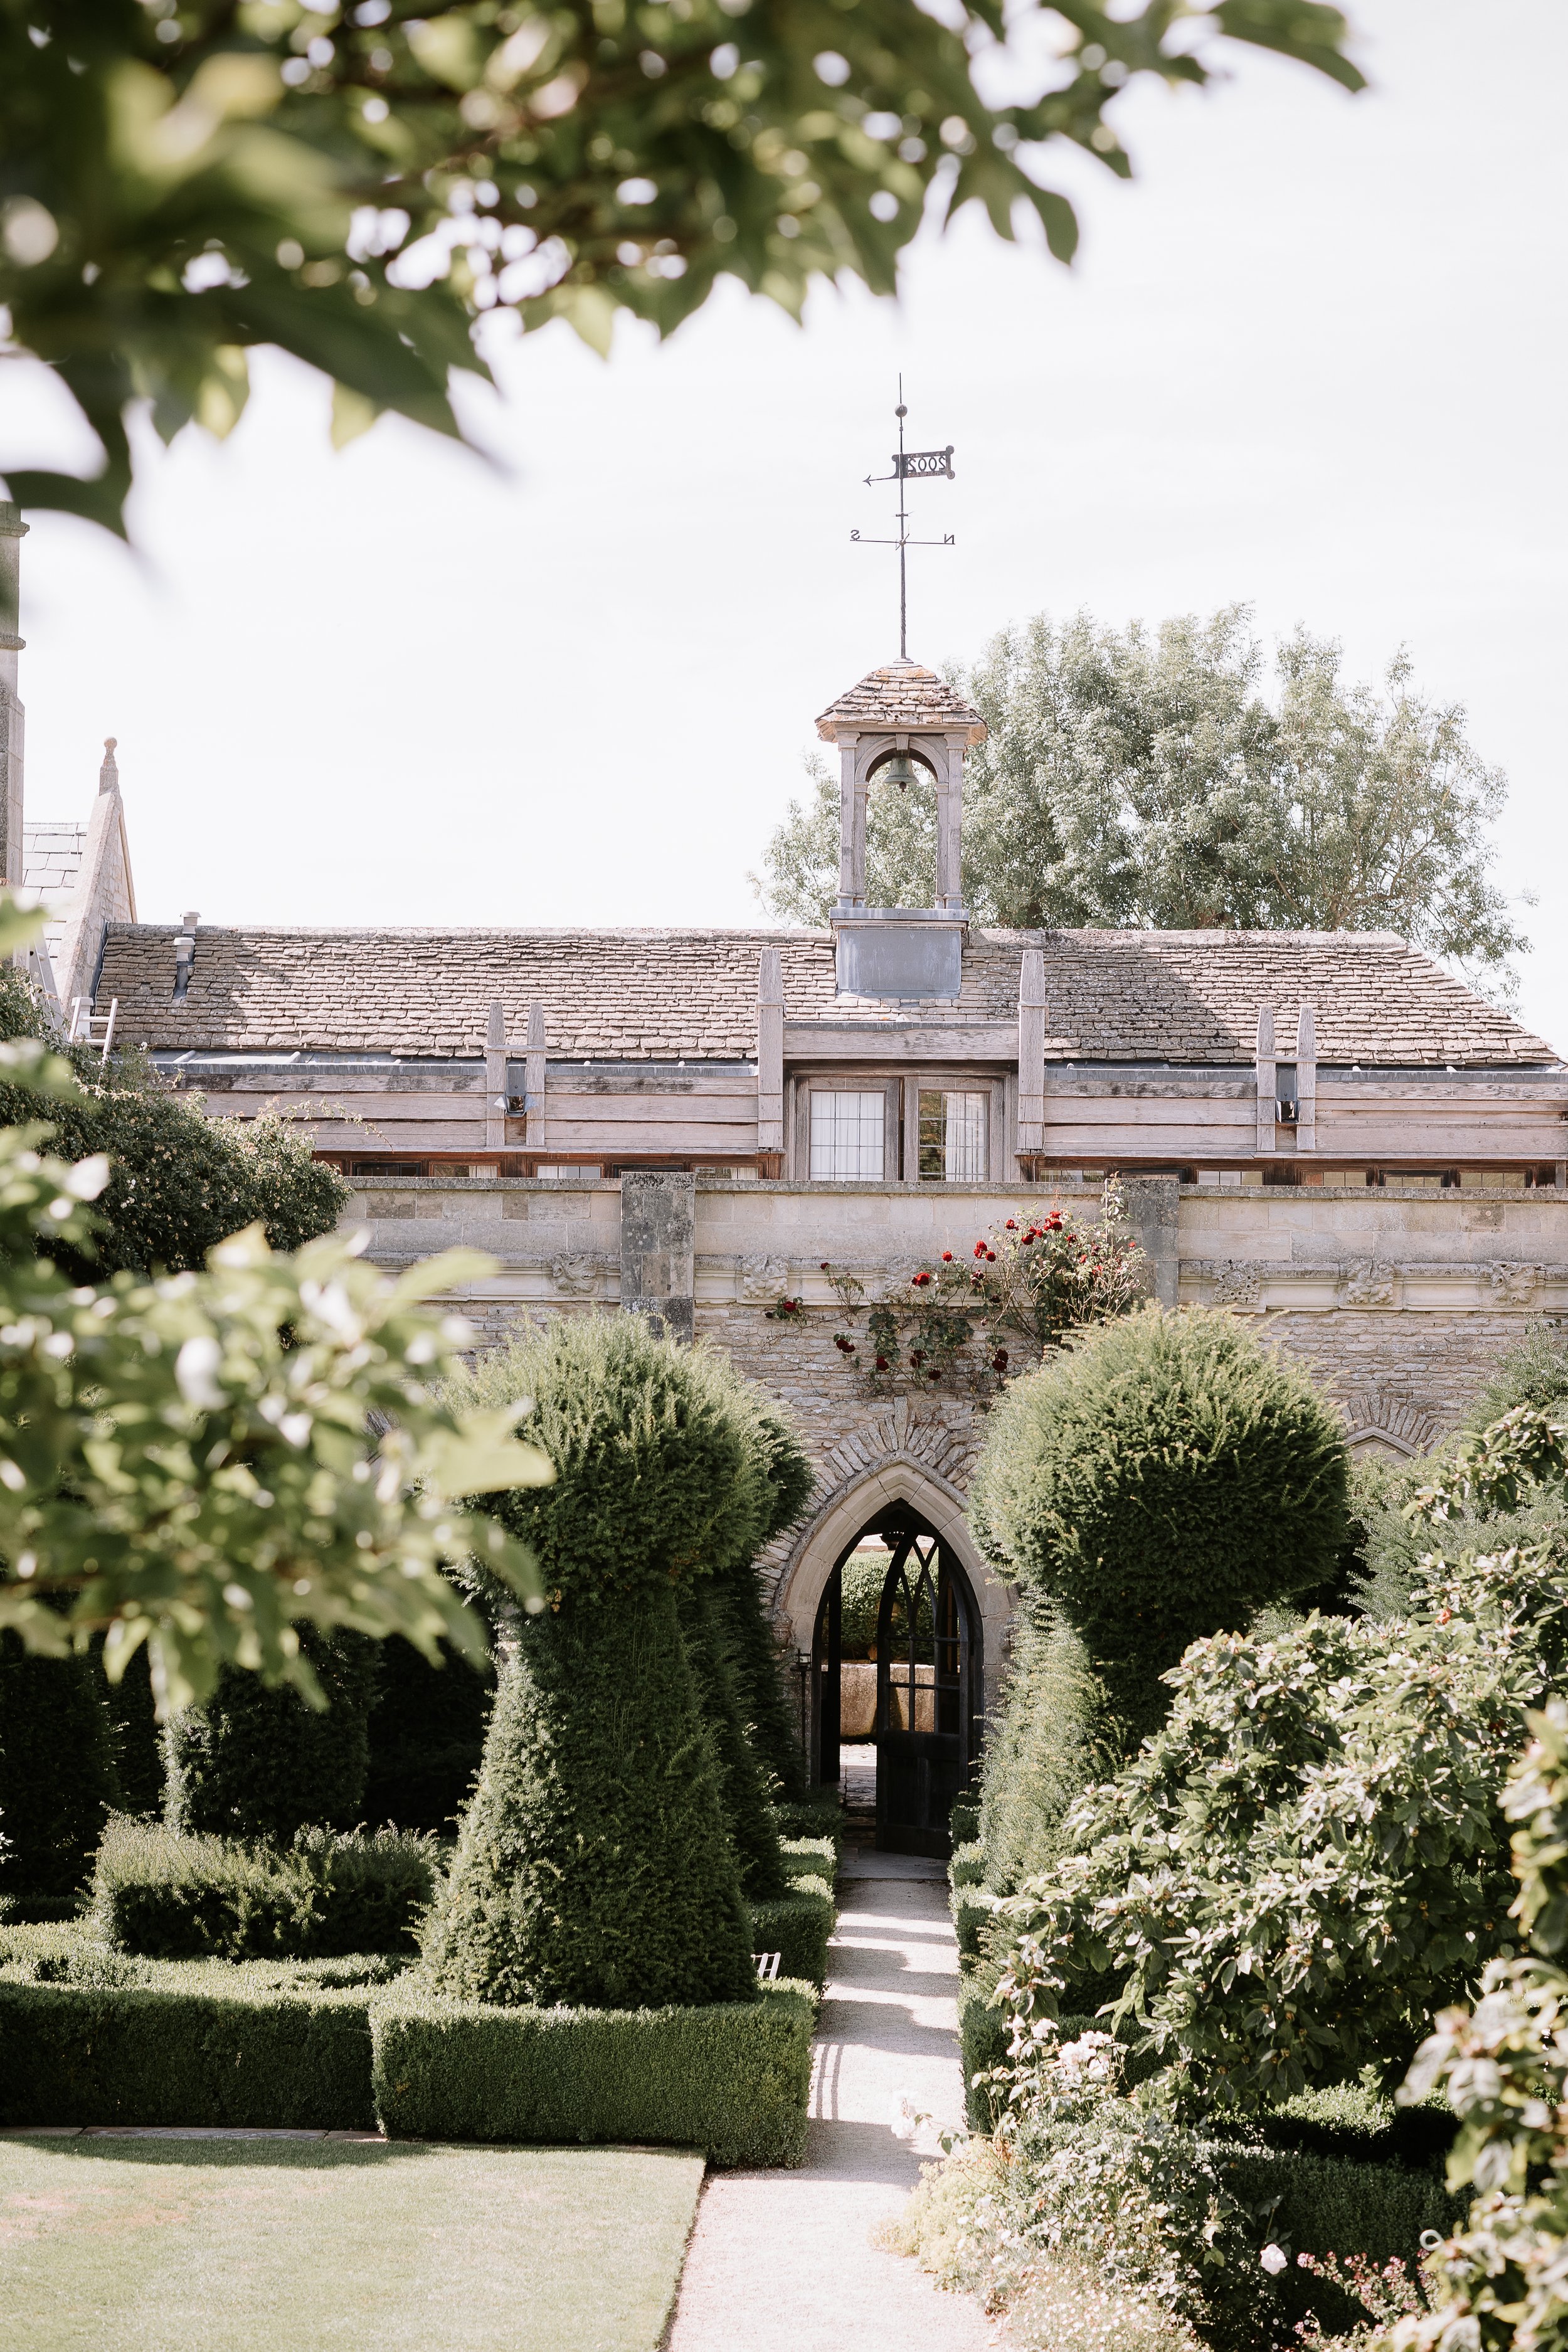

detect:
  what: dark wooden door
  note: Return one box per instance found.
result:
[810,1567,842,1791]
[874,1518,977,1859]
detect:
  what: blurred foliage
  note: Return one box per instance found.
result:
[1,1,1359,534]
[758,610,1523,1002]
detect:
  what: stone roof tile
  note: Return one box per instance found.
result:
[93,924,1560,1069]
[815,659,985,743]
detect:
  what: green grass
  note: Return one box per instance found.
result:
[0,2134,703,2351]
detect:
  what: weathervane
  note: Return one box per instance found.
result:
[850,378,955,662]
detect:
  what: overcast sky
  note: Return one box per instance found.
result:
[6,2,1566,1047]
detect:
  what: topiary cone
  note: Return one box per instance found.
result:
[420,1585,755,2008]
[678,1579,789,1900]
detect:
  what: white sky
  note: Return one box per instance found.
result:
[6,1,1566,1048]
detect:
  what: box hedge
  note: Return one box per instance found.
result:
[778,1836,837,1885]
[746,1877,834,1988]
[0,1946,815,2166]
[93,1818,438,1961]
[372,1979,815,2166]
[0,1976,377,2130]
[770,1796,843,1845]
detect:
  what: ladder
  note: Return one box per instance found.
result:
[68,997,118,1060]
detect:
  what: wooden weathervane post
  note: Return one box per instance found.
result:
[850,379,955,660]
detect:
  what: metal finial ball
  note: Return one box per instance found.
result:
[895,404,907,418]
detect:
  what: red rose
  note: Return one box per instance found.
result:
[985,1249,996,1262]
[973,1242,987,1258]
[941,1250,953,1262]
[874,1355,889,1371]
[820,1261,829,1271]
[1005,1218,1016,1229]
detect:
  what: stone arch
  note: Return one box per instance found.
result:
[771,1453,1013,1714]
[1335,1389,1442,1461]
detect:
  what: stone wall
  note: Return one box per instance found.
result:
[342,1174,1568,1666]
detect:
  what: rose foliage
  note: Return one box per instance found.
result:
[992,1406,1568,2122]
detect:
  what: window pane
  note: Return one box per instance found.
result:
[918,1090,988,1182]
[810,1090,885,1180]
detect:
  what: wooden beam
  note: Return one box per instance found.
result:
[485,1000,507,1152]
[1255,1005,1276,1155]
[525,1002,546,1154]
[758,947,784,1158]
[1017,948,1046,1165]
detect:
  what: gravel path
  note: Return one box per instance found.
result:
[665,1849,994,2352]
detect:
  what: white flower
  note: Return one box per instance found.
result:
[1259,2243,1288,2277]
[175,1335,224,1410]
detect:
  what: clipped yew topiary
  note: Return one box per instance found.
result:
[0,1633,120,1902]
[164,1630,381,1843]
[678,1579,789,1900]
[420,1316,758,2010]
[704,1388,817,1806]
[970,1303,1349,1743]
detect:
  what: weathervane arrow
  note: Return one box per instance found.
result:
[851,379,955,659]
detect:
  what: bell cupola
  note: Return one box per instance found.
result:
[813,657,986,1000]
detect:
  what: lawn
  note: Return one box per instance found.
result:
[0,2133,704,2352]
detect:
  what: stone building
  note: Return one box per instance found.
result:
[9,536,1567,1851]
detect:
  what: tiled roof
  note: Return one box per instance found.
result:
[815,660,987,743]
[93,923,1559,1068]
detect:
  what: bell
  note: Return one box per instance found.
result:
[877,753,921,793]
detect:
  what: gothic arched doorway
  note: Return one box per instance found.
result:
[809,1502,982,1858]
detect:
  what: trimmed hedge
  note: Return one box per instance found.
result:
[954,1885,1001,1965]
[164,1629,381,1843]
[779,1836,837,1885]
[970,1304,1349,1741]
[958,1970,1010,2128]
[679,1577,789,1899]
[363,1633,493,1834]
[93,1819,438,1960]
[421,1584,755,2010]
[747,1877,835,1988]
[0,1976,376,2130]
[1208,2140,1465,2335]
[771,1798,844,1854]
[949,1840,985,1890]
[0,1633,119,1899]
[373,1980,815,2166]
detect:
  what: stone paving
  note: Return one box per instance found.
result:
[665,1840,995,2352]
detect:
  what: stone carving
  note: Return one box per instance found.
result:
[550,1254,601,1296]
[1208,1263,1263,1310]
[1340,1264,1397,1308]
[1488,1262,1543,1305]
[736,1253,789,1303]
